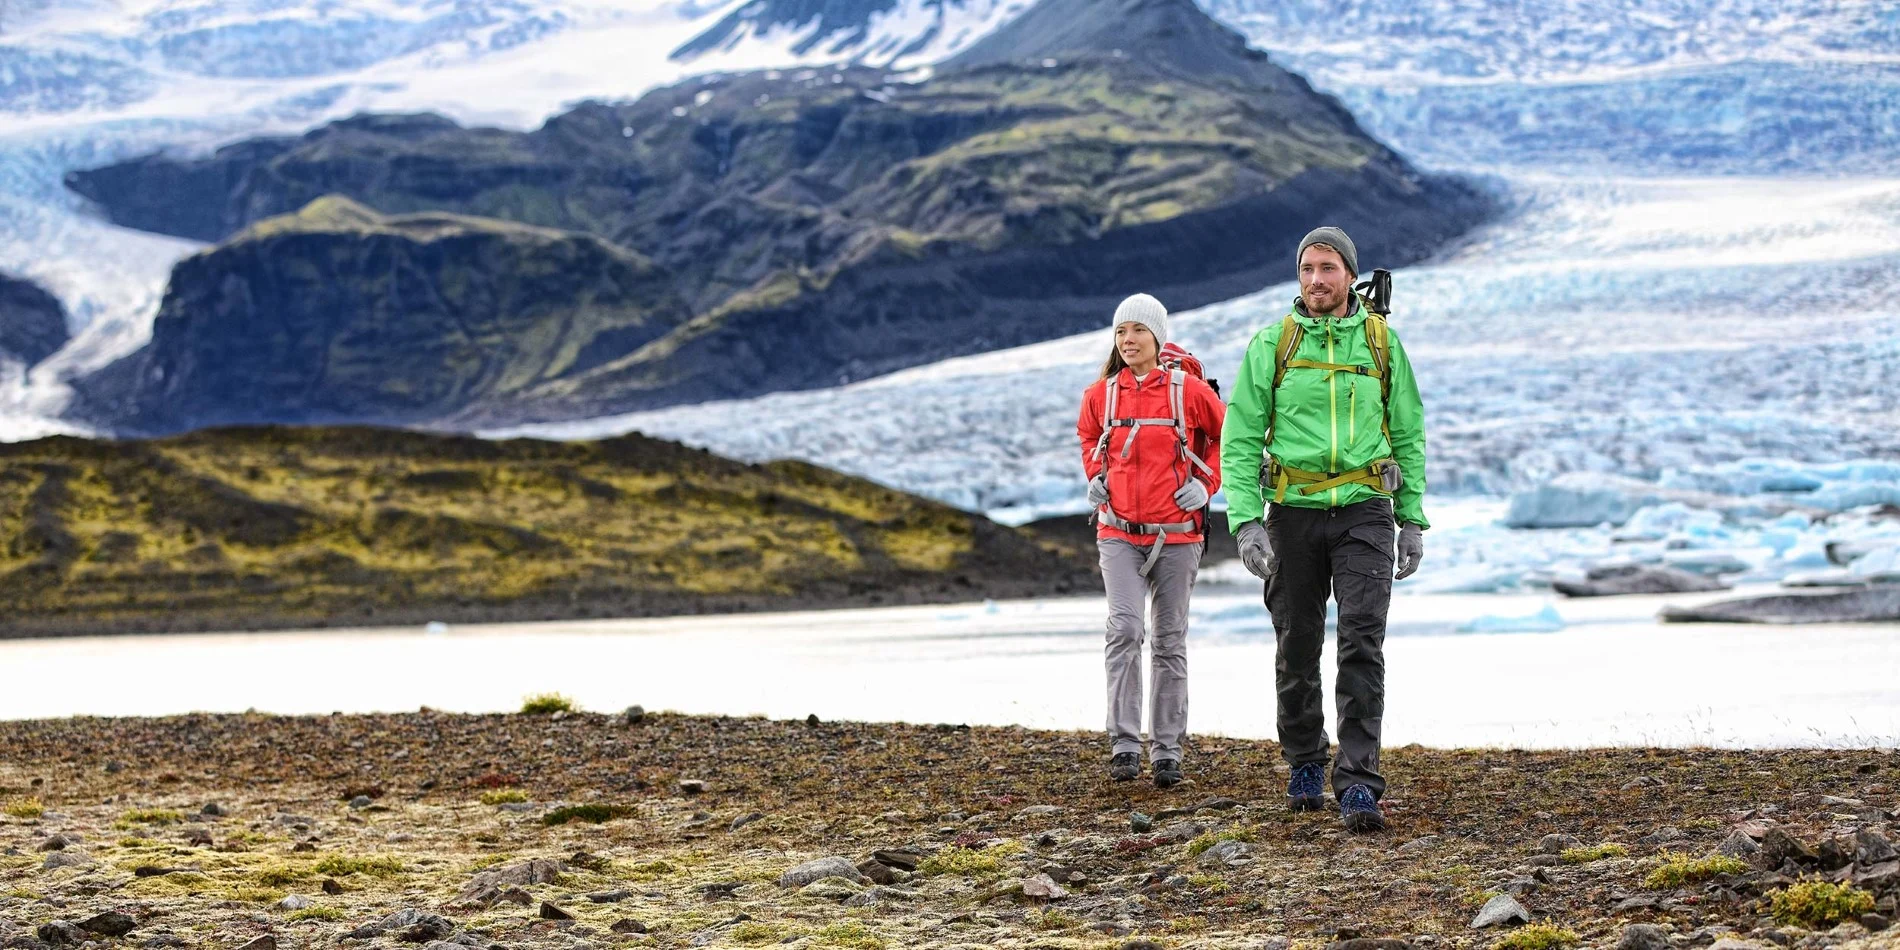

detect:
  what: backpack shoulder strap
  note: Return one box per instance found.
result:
[1168,369,1187,440]
[1364,313,1392,403]
[1092,377,1117,461]
[1271,315,1302,390]
[1364,313,1394,442]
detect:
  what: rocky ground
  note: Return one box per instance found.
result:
[2,711,1897,950]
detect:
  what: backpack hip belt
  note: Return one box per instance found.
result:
[1096,506,1196,577]
[1264,456,1401,504]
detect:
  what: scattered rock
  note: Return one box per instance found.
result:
[348,795,374,809]
[1761,828,1819,866]
[568,850,608,871]
[538,902,572,921]
[1329,941,1414,950]
[277,895,311,910]
[1540,834,1583,854]
[1861,913,1890,932]
[844,886,920,907]
[1130,813,1153,833]
[1858,861,1900,890]
[185,827,213,846]
[1613,895,1662,913]
[587,890,631,903]
[453,858,566,907]
[610,919,648,934]
[76,913,136,938]
[857,859,899,886]
[1621,776,1666,791]
[496,887,533,906]
[870,850,922,872]
[41,851,91,870]
[35,834,71,852]
[350,908,455,942]
[1016,805,1065,819]
[1398,835,1439,854]
[678,778,706,795]
[236,937,276,950]
[778,857,866,888]
[729,812,764,832]
[1196,840,1256,867]
[798,876,865,901]
[321,878,344,895]
[200,802,226,817]
[36,921,83,946]
[1021,873,1068,900]
[1857,829,1897,865]
[623,705,645,725]
[1707,940,1763,950]
[1471,893,1531,928]
[1640,826,1684,848]
[1719,830,1762,857]
[1618,924,1672,950]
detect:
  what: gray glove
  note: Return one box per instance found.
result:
[1172,479,1209,512]
[1236,520,1274,580]
[1086,474,1109,507]
[1396,522,1425,580]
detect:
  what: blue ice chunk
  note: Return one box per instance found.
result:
[1457,605,1566,634]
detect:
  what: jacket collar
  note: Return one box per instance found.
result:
[1290,294,1366,331]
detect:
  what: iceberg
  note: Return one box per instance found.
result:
[1457,604,1565,634]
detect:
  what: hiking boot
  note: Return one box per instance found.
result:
[1339,784,1386,832]
[1287,762,1325,812]
[1152,759,1183,788]
[1109,752,1140,782]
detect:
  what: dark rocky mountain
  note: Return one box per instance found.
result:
[0,273,69,368]
[74,197,693,431]
[66,0,1492,432]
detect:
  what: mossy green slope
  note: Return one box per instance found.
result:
[0,425,1095,636]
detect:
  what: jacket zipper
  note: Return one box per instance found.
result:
[1327,325,1339,507]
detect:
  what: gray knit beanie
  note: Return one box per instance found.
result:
[1111,293,1168,346]
[1297,226,1358,277]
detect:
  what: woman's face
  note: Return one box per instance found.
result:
[1115,322,1158,368]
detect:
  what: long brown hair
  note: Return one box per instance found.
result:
[1099,346,1128,380]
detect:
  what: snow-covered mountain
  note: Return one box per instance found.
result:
[0,0,1023,438]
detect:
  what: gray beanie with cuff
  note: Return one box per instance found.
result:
[1297,226,1359,277]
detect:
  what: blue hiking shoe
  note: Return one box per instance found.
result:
[1287,762,1325,812]
[1339,784,1386,832]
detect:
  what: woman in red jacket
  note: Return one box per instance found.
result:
[1077,293,1225,788]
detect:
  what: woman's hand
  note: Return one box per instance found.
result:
[1172,479,1209,512]
[1087,474,1109,507]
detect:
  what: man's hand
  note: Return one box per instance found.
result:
[1172,479,1209,512]
[1396,522,1424,579]
[1236,520,1274,580]
[1087,474,1109,507]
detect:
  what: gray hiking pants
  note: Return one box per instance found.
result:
[1100,537,1200,762]
[1265,497,1395,799]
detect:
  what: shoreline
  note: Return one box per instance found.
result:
[2,711,1898,949]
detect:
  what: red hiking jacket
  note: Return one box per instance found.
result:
[1078,368,1226,545]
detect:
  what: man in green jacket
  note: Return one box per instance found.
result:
[1220,226,1428,833]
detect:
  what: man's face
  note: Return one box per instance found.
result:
[1299,245,1354,315]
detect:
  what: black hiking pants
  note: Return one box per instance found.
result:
[1265,496,1395,800]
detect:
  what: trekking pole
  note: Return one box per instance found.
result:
[1354,268,1392,316]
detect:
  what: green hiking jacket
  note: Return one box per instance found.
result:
[1221,296,1429,530]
